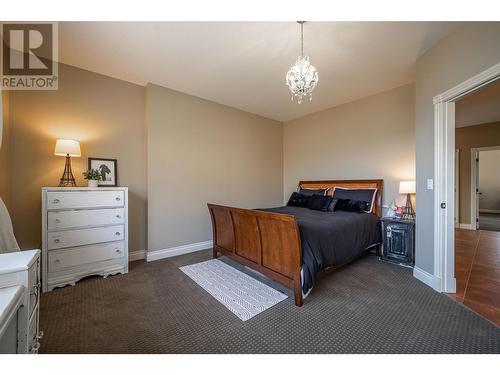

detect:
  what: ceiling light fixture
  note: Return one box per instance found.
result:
[286,21,318,104]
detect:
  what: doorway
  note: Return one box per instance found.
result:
[471,147,500,232]
[440,67,500,325]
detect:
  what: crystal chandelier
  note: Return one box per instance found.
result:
[286,21,318,104]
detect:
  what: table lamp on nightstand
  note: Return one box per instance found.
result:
[399,180,416,220]
[54,139,81,187]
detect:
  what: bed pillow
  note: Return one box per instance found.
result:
[298,186,329,196]
[287,192,310,207]
[307,194,331,212]
[335,198,370,213]
[327,198,338,212]
[332,187,377,213]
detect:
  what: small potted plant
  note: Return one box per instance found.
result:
[83,169,102,187]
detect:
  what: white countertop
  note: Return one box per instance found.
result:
[0,249,40,275]
[0,285,24,337]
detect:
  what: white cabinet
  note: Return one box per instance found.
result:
[0,250,41,354]
[42,187,128,292]
[0,286,24,354]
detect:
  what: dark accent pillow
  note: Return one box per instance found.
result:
[287,192,310,207]
[335,198,370,213]
[307,194,331,212]
[298,186,329,196]
[327,198,338,212]
[332,188,377,213]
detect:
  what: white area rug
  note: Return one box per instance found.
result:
[180,259,288,321]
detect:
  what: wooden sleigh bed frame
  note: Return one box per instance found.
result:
[208,179,383,307]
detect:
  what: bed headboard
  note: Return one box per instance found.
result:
[298,179,384,217]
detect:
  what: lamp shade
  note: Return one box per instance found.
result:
[54,139,81,157]
[399,180,416,194]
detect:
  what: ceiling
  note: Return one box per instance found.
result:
[58,22,460,122]
[456,79,500,128]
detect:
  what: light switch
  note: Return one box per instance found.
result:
[427,179,433,190]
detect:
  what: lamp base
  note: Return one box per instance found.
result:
[59,154,77,187]
[401,193,415,220]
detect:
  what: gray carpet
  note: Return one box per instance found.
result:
[39,250,500,354]
[479,213,500,232]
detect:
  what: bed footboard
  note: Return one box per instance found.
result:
[207,204,303,306]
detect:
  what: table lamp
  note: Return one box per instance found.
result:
[54,139,81,187]
[399,180,416,220]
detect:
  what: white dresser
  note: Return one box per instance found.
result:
[0,250,41,353]
[41,187,129,292]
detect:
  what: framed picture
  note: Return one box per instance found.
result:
[88,158,118,187]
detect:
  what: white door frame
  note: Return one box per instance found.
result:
[471,145,500,229]
[433,62,500,293]
[455,148,459,227]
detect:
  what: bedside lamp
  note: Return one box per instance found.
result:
[399,180,416,220]
[54,139,81,187]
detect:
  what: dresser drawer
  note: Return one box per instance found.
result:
[48,241,125,272]
[47,225,124,250]
[47,208,125,231]
[46,190,124,210]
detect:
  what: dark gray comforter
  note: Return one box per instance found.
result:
[259,206,381,295]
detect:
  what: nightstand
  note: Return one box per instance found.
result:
[381,217,415,267]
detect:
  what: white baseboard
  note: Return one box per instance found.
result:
[413,266,442,292]
[457,223,474,230]
[129,250,146,262]
[146,240,213,262]
[479,209,500,214]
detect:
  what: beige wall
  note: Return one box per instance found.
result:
[283,83,415,208]
[455,122,500,222]
[8,63,147,251]
[0,91,10,207]
[479,149,500,212]
[415,22,500,274]
[146,83,283,251]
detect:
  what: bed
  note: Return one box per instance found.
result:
[207,179,383,306]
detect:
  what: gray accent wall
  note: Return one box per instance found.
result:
[146,83,283,252]
[7,63,147,251]
[415,23,500,274]
[283,83,416,208]
[0,91,9,208]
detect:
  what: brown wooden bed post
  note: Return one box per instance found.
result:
[208,205,218,259]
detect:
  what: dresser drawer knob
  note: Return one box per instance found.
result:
[115,197,121,201]
[54,259,60,263]
[53,199,60,204]
[115,232,121,236]
[116,215,121,219]
[115,249,122,254]
[55,218,61,223]
[54,239,60,243]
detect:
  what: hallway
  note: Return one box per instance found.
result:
[451,229,500,325]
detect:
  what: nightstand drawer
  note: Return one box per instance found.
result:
[47,208,125,231]
[381,218,415,267]
[48,241,125,271]
[46,190,124,210]
[47,225,124,250]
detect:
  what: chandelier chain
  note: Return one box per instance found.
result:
[301,21,304,57]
